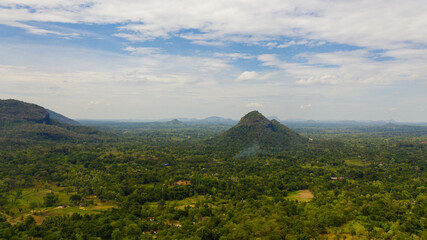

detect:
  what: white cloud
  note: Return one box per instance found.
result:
[1,0,427,50]
[257,49,427,86]
[265,42,278,48]
[236,71,259,81]
[115,24,171,41]
[124,47,160,55]
[296,75,338,86]
[1,1,427,121]
[247,103,264,108]
[191,40,225,46]
[236,71,274,82]
[213,53,254,60]
[276,40,325,48]
[2,0,427,89]
[0,43,234,86]
[3,21,80,37]
[278,40,307,48]
[300,104,312,109]
[257,54,280,65]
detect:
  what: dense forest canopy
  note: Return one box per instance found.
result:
[0,100,426,239]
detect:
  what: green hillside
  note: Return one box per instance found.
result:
[46,109,79,125]
[0,99,102,143]
[209,111,308,156]
[0,99,50,124]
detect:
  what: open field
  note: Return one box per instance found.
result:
[286,189,314,202]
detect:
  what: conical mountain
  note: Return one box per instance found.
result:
[209,111,308,156]
[224,110,307,145]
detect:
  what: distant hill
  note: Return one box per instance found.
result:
[47,109,79,125]
[199,116,236,125]
[267,116,281,121]
[157,116,236,125]
[0,99,101,142]
[166,119,184,125]
[208,111,308,156]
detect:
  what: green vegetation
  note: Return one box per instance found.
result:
[209,111,308,156]
[286,190,314,202]
[0,100,107,143]
[0,99,50,123]
[345,158,370,167]
[46,109,79,126]
[0,102,426,239]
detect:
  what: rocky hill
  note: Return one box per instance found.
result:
[208,111,308,156]
[0,99,101,143]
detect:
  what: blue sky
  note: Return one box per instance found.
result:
[0,0,426,121]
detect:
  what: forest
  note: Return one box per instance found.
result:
[0,104,426,239]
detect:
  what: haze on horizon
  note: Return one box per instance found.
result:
[0,0,426,122]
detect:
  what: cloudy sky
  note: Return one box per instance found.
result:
[0,0,426,121]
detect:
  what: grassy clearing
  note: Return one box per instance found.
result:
[3,186,117,225]
[41,201,116,216]
[9,185,75,207]
[5,189,203,225]
[143,195,205,209]
[8,214,45,225]
[172,180,191,186]
[286,189,314,202]
[345,158,370,167]
[171,195,205,209]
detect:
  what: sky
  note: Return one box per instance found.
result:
[0,0,426,122]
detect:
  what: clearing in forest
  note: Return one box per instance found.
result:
[345,158,370,167]
[172,180,191,186]
[287,189,314,202]
[4,186,117,225]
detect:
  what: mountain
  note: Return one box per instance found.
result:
[267,116,281,121]
[47,109,79,125]
[198,116,236,125]
[167,119,182,124]
[208,111,308,156]
[0,99,50,124]
[0,99,101,142]
[0,99,80,125]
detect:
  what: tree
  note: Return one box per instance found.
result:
[29,202,38,212]
[70,194,82,205]
[196,226,215,240]
[43,192,59,207]
[24,215,36,228]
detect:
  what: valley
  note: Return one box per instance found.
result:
[0,100,426,239]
